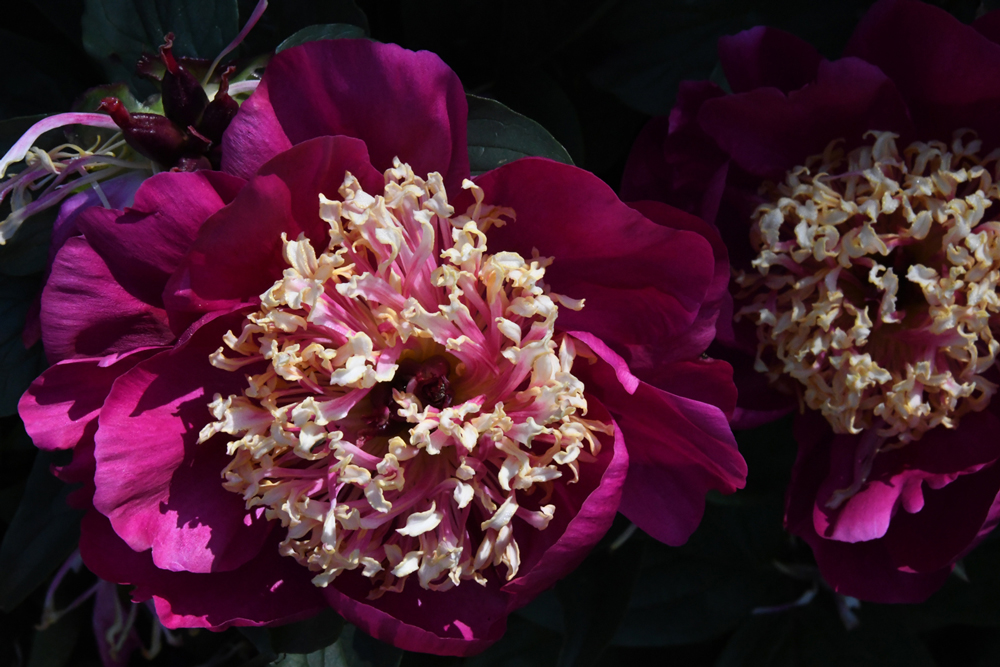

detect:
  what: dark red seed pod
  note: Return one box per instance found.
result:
[99,97,191,167]
[159,33,209,129]
[197,66,240,145]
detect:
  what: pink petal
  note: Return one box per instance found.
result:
[223,40,469,189]
[718,26,824,94]
[80,510,325,629]
[40,237,174,363]
[472,158,715,357]
[19,350,160,452]
[165,136,383,323]
[93,311,271,574]
[50,171,146,260]
[76,170,245,307]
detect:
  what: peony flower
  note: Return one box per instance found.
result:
[622,0,1000,603]
[19,39,745,655]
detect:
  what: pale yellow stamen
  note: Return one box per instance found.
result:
[737,130,1000,443]
[199,159,609,596]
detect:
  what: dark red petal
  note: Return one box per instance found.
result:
[784,413,952,602]
[846,0,1000,145]
[165,136,383,325]
[77,170,245,308]
[698,57,912,179]
[472,158,715,359]
[575,341,746,546]
[223,40,470,189]
[93,311,271,574]
[718,26,823,94]
[40,237,174,363]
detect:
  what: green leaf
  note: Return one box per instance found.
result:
[27,605,83,667]
[0,274,47,416]
[716,600,935,667]
[276,24,368,53]
[612,500,796,647]
[892,535,1000,630]
[556,535,643,667]
[81,0,239,92]
[270,609,346,655]
[466,94,574,176]
[465,616,561,667]
[272,624,403,667]
[0,450,85,611]
[0,208,57,278]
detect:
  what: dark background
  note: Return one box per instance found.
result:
[3,1,1000,665]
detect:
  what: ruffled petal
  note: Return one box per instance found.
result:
[698,57,912,179]
[718,26,824,94]
[845,0,1000,145]
[40,237,174,363]
[472,158,715,358]
[574,341,745,546]
[784,413,953,602]
[626,199,730,365]
[19,350,160,452]
[223,40,469,189]
[93,311,271,574]
[165,136,383,324]
[76,171,245,307]
[80,510,325,629]
[812,411,1000,549]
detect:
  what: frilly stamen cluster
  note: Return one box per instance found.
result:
[736,131,1000,443]
[198,160,610,596]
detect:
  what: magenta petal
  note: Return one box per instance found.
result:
[50,171,146,260]
[503,396,627,601]
[698,57,912,178]
[325,572,510,656]
[166,136,383,322]
[884,460,1000,573]
[93,311,271,574]
[224,40,469,188]
[627,199,730,365]
[474,158,715,355]
[846,0,1000,145]
[19,350,159,452]
[41,237,174,363]
[718,27,823,94]
[784,413,953,602]
[80,510,325,629]
[220,74,293,179]
[576,350,745,546]
[76,171,245,307]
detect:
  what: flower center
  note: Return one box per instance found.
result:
[736,131,1000,443]
[198,160,611,595]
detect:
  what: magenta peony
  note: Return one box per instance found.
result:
[20,39,745,654]
[622,0,1000,603]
